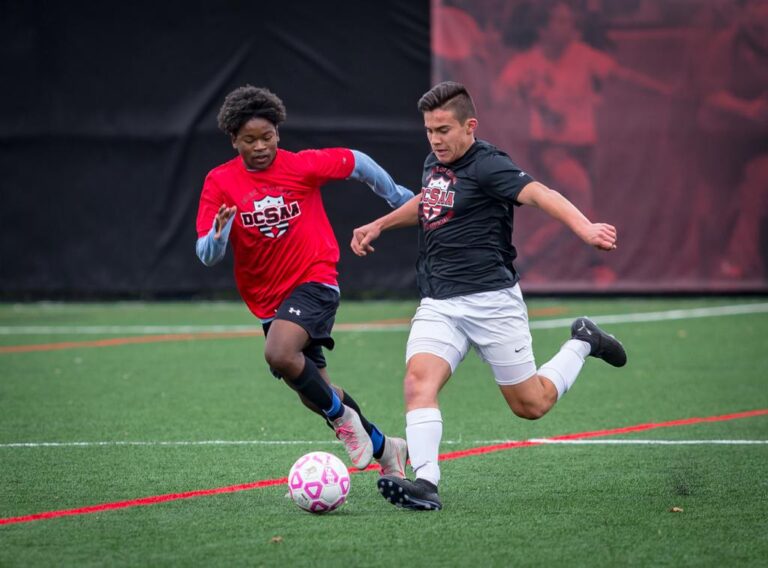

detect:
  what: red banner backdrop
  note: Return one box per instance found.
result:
[433,0,768,292]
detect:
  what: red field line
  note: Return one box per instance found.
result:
[0,478,287,526]
[436,408,768,460]
[1,408,765,526]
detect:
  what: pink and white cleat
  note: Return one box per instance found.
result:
[377,437,408,478]
[331,405,373,469]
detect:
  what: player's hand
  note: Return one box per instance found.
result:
[583,222,618,252]
[350,223,381,257]
[214,204,237,240]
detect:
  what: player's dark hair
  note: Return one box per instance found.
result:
[217,85,287,136]
[417,81,477,123]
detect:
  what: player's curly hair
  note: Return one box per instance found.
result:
[217,85,287,137]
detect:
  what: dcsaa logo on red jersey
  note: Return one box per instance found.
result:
[241,195,301,239]
[421,175,455,221]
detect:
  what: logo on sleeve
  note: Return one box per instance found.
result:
[241,195,301,239]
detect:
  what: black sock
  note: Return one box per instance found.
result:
[342,391,386,459]
[290,358,344,421]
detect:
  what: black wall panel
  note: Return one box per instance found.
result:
[0,0,430,298]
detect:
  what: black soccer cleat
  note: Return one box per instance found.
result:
[377,475,442,511]
[571,317,627,367]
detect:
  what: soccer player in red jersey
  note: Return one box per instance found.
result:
[195,86,412,476]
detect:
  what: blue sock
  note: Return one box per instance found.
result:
[322,390,344,421]
[369,424,384,457]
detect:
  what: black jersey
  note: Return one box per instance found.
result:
[416,139,534,299]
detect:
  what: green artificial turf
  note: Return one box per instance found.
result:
[0,298,766,567]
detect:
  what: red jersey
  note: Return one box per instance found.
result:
[196,148,355,319]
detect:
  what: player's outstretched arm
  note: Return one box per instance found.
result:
[351,195,420,257]
[196,204,237,266]
[517,181,618,252]
[348,150,415,208]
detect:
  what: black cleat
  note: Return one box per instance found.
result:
[571,317,627,367]
[377,475,442,511]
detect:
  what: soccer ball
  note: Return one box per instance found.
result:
[287,451,350,514]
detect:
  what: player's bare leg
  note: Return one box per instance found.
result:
[499,318,627,417]
[498,374,559,420]
[264,319,373,468]
[379,353,451,510]
[263,319,310,379]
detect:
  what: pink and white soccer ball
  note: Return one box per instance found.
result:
[288,451,351,514]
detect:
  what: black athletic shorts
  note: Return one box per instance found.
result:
[262,282,339,373]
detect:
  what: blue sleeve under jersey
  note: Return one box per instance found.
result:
[349,150,415,208]
[195,215,235,266]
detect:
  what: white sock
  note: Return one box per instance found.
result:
[538,339,589,399]
[405,407,443,486]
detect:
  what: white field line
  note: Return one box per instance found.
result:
[0,302,767,335]
[1,439,766,449]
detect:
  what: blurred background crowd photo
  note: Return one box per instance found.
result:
[2,0,766,298]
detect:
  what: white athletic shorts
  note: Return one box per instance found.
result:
[406,284,537,386]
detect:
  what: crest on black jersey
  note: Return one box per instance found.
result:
[421,174,455,221]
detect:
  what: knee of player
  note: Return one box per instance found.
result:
[403,370,434,402]
[509,400,549,421]
[403,372,421,397]
[263,347,280,369]
[263,345,299,374]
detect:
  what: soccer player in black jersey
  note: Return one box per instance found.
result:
[351,81,627,511]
